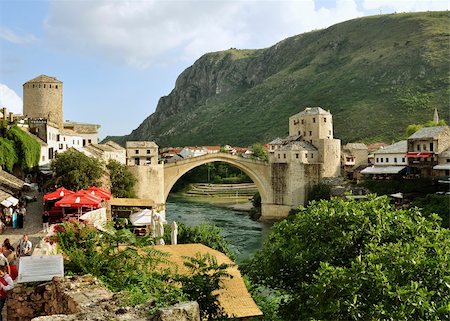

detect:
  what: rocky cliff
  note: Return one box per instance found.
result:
[107,11,449,146]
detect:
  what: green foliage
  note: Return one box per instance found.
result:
[106,159,137,198]
[50,149,104,191]
[177,222,235,260]
[176,253,232,320]
[5,126,40,169]
[412,194,450,228]
[251,143,268,161]
[406,119,448,136]
[109,11,450,146]
[53,222,184,309]
[308,183,331,201]
[359,177,436,195]
[0,137,18,171]
[243,196,450,320]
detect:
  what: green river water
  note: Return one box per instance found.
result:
[166,197,272,263]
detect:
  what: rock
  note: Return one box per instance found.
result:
[150,301,200,321]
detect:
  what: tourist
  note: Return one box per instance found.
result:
[2,242,17,280]
[16,234,32,257]
[11,207,17,229]
[17,205,25,229]
[42,211,50,233]
[0,265,14,321]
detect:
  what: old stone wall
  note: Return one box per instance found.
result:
[6,275,200,321]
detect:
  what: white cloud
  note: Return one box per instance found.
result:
[0,84,23,115]
[42,0,447,69]
[0,27,38,45]
[363,0,449,11]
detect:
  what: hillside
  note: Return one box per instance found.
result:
[107,11,449,147]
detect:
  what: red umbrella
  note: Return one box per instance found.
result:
[87,186,112,200]
[55,191,102,208]
[43,187,75,201]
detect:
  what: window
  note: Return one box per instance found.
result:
[63,137,66,142]
[423,144,427,151]
[283,154,286,159]
[135,150,139,154]
[324,117,327,122]
[32,84,35,88]
[447,159,450,163]
[380,158,383,163]
[417,145,421,151]
[298,131,301,135]
[57,134,60,141]
[402,158,405,163]
[430,142,434,151]
[83,139,86,146]
[301,119,304,124]
[88,139,92,144]
[296,154,299,159]
[329,130,331,135]
[44,84,46,88]
[277,154,280,159]
[59,144,63,150]
[135,158,140,165]
[303,131,306,136]
[376,158,379,162]
[394,157,397,163]
[309,131,312,136]
[49,85,52,88]
[313,117,316,123]
[146,157,151,162]
[56,85,58,89]
[147,149,151,154]
[386,158,389,162]
[311,153,314,158]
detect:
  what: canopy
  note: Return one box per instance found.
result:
[130,208,153,226]
[86,186,112,200]
[433,164,450,170]
[55,191,102,208]
[360,166,406,175]
[43,187,75,201]
[1,196,19,208]
[405,152,432,158]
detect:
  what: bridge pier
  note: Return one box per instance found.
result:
[261,203,293,221]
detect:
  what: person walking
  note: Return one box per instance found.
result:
[42,211,50,233]
[0,265,14,321]
[16,234,32,257]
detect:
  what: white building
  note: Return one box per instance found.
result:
[361,140,408,177]
[83,141,126,164]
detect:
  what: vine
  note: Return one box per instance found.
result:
[0,137,18,171]
[4,126,41,169]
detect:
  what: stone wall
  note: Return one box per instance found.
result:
[6,275,200,321]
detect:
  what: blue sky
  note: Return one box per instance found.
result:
[0,0,448,139]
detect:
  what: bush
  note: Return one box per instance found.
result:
[243,196,450,320]
[412,194,450,228]
[106,159,137,198]
[308,183,331,201]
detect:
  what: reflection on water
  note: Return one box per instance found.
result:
[166,198,271,262]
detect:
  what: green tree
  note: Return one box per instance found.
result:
[251,143,268,161]
[50,149,104,191]
[5,125,40,169]
[243,196,450,320]
[176,253,232,320]
[412,194,450,228]
[106,159,137,198]
[308,182,331,201]
[405,119,447,136]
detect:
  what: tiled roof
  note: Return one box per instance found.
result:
[268,137,284,145]
[0,170,25,191]
[278,140,317,152]
[24,75,62,84]
[154,244,263,318]
[375,140,407,154]
[292,107,330,117]
[408,126,449,139]
[440,148,450,158]
[345,143,368,150]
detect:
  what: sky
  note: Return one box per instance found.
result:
[0,0,448,139]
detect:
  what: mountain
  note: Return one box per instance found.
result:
[106,11,449,147]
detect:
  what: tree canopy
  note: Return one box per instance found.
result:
[243,196,450,320]
[106,159,136,198]
[50,149,104,191]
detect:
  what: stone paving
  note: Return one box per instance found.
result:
[1,189,46,254]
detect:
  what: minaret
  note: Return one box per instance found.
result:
[433,108,439,124]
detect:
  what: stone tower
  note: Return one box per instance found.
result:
[289,107,341,177]
[23,75,63,128]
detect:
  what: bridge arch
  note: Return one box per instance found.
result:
[163,153,271,205]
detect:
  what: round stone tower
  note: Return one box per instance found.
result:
[23,75,63,128]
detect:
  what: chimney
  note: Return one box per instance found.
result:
[1,107,6,121]
[9,112,14,122]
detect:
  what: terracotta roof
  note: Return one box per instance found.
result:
[24,75,62,84]
[154,244,263,319]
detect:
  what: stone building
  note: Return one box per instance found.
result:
[341,143,368,179]
[83,141,126,164]
[406,126,450,177]
[126,141,159,166]
[288,107,341,177]
[23,75,63,128]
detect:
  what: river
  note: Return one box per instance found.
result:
[166,197,272,263]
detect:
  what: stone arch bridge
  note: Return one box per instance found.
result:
[130,152,320,220]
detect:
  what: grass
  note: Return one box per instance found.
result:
[107,11,449,147]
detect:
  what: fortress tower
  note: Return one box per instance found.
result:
[23,75,63,128]
[289,107,341,177]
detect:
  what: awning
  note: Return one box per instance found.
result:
[433,164,450,170]
[405,152,432,158]
[360,166,407,175]
[1,196,19,207]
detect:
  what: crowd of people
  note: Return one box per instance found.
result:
[0,234,33,320]
[0,204,27,233]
